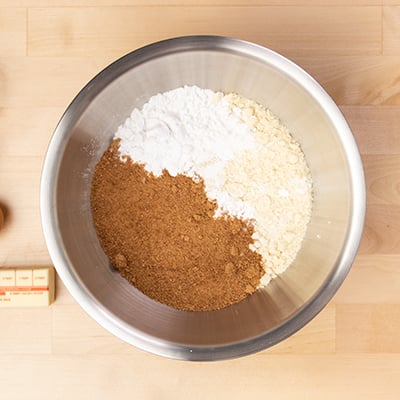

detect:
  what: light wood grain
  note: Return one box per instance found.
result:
[383,6,400,54]
[336,304,400,353]
[27,6,381,57]
[295,56,400,105]
[1,354,400,400]
[359,204,400,254]
[341,106,400,153]
[0,0,385,7]
[52,304,135,355]
[0,107,62,156]
[0,57,103,108]
[0,308,52,354]
[0,2,400,399]
[0,157,49,266]
[0,8,26,56]
[335,254,400,304]
[362,155,400,204]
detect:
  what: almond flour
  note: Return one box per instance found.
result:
[222,93,313,285]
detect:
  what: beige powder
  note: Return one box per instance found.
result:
[223,93,313,285]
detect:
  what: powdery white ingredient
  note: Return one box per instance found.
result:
[115,86,256,220]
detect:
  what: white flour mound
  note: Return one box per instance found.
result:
[115,86,256,220]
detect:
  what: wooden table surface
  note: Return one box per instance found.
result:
[1,1,400,399]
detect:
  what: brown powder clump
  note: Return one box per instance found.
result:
[91,140,264,311]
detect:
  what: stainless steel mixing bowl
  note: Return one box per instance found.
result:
[41,36,365,360]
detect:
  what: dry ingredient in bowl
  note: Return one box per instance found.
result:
[91,86,313,311]
[222,93,313,285]
[92,141,263,312]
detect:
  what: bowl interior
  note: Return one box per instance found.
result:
[43,37,363,360]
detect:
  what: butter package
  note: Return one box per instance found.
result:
[0,267,55,307]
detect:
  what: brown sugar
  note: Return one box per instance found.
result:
[91,140,264,311]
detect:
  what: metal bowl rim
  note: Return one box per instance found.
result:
[40,35,366,361]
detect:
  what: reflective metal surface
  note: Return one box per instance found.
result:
[40,36,365,360]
